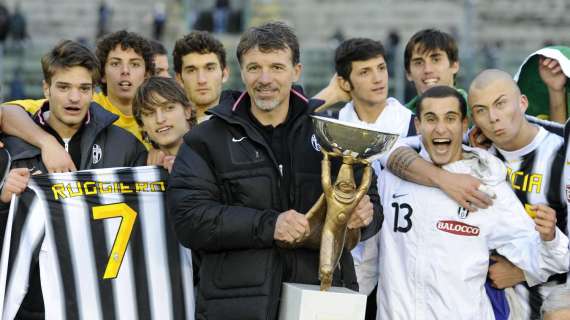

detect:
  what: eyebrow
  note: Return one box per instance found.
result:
[108,57,143,62]
[429,52,443,58]
[54,81,92,86]
[492,94,506,105]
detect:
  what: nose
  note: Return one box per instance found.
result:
[155,108,166,123]
[424,60,434,74]
[434,119,446,134]
[258,69,272,84]
[120,63,130,75]
[372,69,383,83]
[68,88,81,103]
[197,69,207,84]
[488,107,499,123]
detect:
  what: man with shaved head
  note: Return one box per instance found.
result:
[384,69,568,319]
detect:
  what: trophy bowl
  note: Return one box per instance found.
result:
[311,115,400,160]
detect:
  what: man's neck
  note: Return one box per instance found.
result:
[352,99,386,124]
[108,94,133,116]
[46,116,80,140]
[195,100,219,121]
[250,99,290,127]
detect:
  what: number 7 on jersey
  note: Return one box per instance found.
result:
[92,203,138,279]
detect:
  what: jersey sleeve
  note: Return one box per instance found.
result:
[489,182,570,286]
[4,99,46,115]
[0,189,46,320]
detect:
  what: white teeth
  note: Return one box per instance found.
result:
[423,79,438,85]
[157,127,170,133]
[433,138,450,143]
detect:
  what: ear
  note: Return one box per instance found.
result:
[222,67,230,83]
[414,115,421,133]
[175,73,183,85]
[292,63,303,82]
[338,75,352,92]
[405,71,413,82]
[519,94,529,114]
[184,106,192,120]
[42,80,50,99]
[450,60,460,76]
[461,116,468,134]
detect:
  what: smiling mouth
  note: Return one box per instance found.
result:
[432,138,451,152]
[118,81,132,89]
[156,126,171,133]
[423,78,439,86]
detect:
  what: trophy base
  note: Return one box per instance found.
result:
[278,283,367,320]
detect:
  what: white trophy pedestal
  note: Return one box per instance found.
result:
[278,283,367,320]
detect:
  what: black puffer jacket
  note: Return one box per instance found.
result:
[168,89,383,320]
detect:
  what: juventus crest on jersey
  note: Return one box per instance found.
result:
[0,166,195,320]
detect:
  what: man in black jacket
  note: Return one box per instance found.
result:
[168,21,383,320]
[0,40,147,319]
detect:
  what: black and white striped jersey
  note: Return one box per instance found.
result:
[0,166,195,320]
[492,126,567,320]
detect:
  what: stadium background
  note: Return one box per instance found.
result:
[0,0,568,103]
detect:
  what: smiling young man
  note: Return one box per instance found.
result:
[168,21,382,320]
[386,70,568,320]
[133,76,195,171]
[404,29,461,113]
[173,31,229,123]
[0,39,147,320]
[375,85,568,320]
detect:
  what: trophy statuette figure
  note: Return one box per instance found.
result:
[280,115,398,291]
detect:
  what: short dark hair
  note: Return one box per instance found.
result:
[335,38,386,83]
[416,85,467,120]
[172,31,226,74]
[133,76,196,129]
[41,40,100,85]
[150,40,168,56]
[95,30,155,95]
[404,29,458,73]
[236,21,300,65]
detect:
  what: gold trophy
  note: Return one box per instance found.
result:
[289,115,398,291]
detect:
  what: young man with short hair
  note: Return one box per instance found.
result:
[5,31,155,149]
[318,38,415,137]
[173,31,229,122]
[377,85,568,319]
[403,29,461,113]
[0,39,147,319]
[386,69,568,320]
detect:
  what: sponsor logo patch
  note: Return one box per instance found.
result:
[436,220,480,236]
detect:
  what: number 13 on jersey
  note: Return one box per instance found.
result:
[92,203,138,279]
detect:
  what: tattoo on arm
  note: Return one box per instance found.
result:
[387,147,419,180]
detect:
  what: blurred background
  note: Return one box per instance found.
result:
[0,0,567,102]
